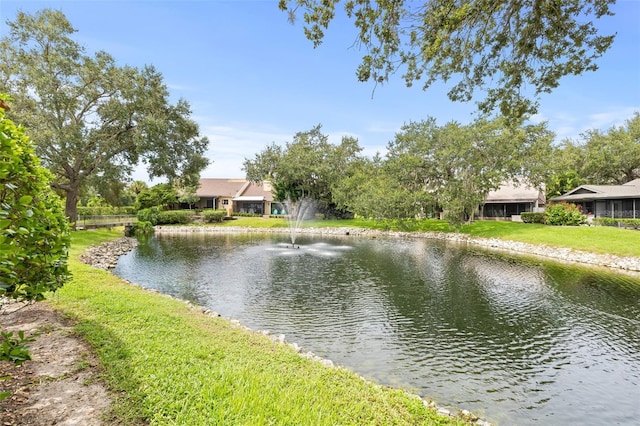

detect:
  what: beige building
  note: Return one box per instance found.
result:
[192,178,276,216]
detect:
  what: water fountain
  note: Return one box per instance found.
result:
[282,198,315,247]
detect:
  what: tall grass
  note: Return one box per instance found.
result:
[50,228,462,425]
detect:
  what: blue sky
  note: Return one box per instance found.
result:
[1,0,639,182]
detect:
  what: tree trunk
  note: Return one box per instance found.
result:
[64,185,80,228]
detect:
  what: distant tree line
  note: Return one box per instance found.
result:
[244,113,639,225]
[546,113,640,198]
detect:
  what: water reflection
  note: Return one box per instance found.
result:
[114,233,640,425]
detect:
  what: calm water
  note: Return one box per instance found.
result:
[113,233,640,425]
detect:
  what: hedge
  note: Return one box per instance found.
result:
[77,206,136,216]
[232,212,263,217]
[521,212,545,224]
[156,210,194,225]
[203,210,227,223]
[592,217,640,229]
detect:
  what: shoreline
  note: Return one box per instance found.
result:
[78,227,640,425]
[80,231,491,425]
[155,225,640,273]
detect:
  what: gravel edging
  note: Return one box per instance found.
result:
[155,225,640,273]
[78,237,138,270]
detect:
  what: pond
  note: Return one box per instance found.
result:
[113,232,640,425]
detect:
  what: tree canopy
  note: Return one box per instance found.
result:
[546,112,640,195]
[332,154,436,221]
[135,183,179,211]
[333,116,553,223]
[243,124,362,217]
[579,112,640,184]
[0,9,210,221]
[279,0,616,119]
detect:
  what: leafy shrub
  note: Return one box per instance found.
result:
[621,219,640,229]
[1,330,34,365]
[78,206,136,216]
[521,212,545,223]
[592,217,616,227]
[544,203,586,226]
[1,97,70,369]
[135,183,178,210]
[0,100,70,302]
[156,210,194,225]
[203,209,227,223]
[126,221,154,236]
[233,212,262,217]
[137,206,162,225]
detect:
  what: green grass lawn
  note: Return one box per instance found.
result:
[460,221,640,257]
[51,228,463,425]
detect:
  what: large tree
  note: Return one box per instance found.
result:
[279,0,615,119]
[546,112,640,194]
[243,124,362,216]
[580,112,640,184]
[332,154,437,221]
[0,9,209,221]
[545,139,587,198]
[340,116,553,224]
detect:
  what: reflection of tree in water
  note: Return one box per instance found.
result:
[352,241,563,359]
[250,240,380,329]
[127,234,242,305]
[541,262,640,355]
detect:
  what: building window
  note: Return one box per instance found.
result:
[222,199,229,205]
[238,202,263,214]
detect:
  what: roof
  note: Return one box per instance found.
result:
[240,181,274,201]
[195,179,247,197]
[233,196,265,201]
[552,178,640,202]
[195,178,273,201]
[484,181,545,203]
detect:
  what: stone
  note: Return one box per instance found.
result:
[79,237,138,270]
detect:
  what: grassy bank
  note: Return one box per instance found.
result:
[214,217,640,258]
[51,219,639,423]
[49,228,463,425]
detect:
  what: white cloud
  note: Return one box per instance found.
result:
[587,107,638,130]
[325,130,359,144]
[199,123,293,178]
[542,106,639,142]
[365,123,402,134]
